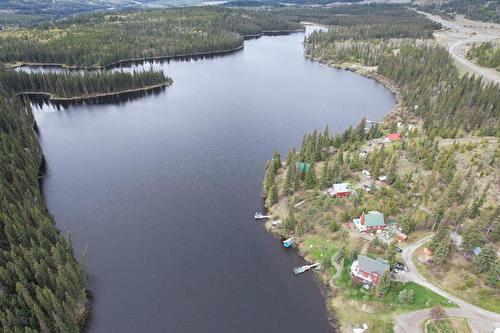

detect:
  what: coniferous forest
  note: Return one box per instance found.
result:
[0,88,88,331]
[0,7,302,68]
[0,69,171,99]
[306,6,500,137]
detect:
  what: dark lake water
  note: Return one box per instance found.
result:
[34,27,395,333]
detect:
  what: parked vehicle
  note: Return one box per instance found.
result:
[395,246,403,253]
[362,184,371,192]
[394,262,405,271]
[362,170,371,179]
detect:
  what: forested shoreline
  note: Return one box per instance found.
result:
[0,69,171,100]
[0,89,89,331]
[0,7,303,68]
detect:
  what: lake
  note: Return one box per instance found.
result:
[34,26,395,332]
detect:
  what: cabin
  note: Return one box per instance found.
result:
[350,255,390,286]
[297,162,311,173]
[353,211,386,233]
[328,183,351,197]
[385,133,401,142]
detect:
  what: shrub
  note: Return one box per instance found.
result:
[398,289,415,304]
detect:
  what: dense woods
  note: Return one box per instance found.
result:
[467,41,500,71]
[0,88,88,331]
[0,7,302,68]
[305,5,499,137]
[282,4,440,39]
[0,69,171,98]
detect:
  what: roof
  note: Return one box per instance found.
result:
[297,162,311,173]
[334,183,350,193]
[472,247,482,256]
[378,175,387,181]
[357,255,390,276]
[387,133,401,141]
[362,211,385,227]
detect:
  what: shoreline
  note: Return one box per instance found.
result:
[5,28,305,71]
[262,53,408,332]
[17,81,172,105]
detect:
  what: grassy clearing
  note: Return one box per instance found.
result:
[425,318,471,333]
[413,246,500,314]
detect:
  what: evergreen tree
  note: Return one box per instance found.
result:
[375,270,391,297]
[304,164,316,189]
[433,235,451,265]
[476,245,497,273]
[386,242,398,267]
[272,150,281,174]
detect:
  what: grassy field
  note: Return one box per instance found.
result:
[413,245,500,314]
[425,318,471,333]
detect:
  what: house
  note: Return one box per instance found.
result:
[385,133,401,142]
[378,175,387,182]
[350,255,390,286]
[328,183,351,197]
[353,211,386,233]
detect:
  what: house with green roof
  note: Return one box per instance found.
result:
[353,211,386,233]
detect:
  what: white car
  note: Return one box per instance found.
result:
[362,170,371,179]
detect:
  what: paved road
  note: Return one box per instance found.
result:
[417,11,500,85]
[395,235,500,333]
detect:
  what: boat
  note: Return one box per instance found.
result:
[293,263,320,275]
[254,212,270,220]
[283,237,294,248]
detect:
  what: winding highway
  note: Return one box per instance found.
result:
[417,11,500,85]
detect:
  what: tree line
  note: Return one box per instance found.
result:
[0,7,302,68]
[0,87,89,331]
[307,29,499,136]
[0,69,171,98]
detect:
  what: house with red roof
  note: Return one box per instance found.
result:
[385,133,401,142]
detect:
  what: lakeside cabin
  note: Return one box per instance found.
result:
[327,183,352,198]
[353,211,386,233]
[350,255,390,287]
[385,133,401,142]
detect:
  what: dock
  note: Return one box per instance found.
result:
[293,263,320,275]
[254,212,270,220]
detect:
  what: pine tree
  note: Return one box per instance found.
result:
[386,242,398,267]
[433,235,451,265]
[265,183,278,209]
[304,164,316,189]
[375,270,391,297]
[319,160,330,190]
[272,150,281,174]
[476,245,497,273]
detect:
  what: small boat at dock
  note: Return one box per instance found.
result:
[283,237,294,248]
[293,263,320,275]
[254,212,270,220]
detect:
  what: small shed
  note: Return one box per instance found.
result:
[297,162,311,173]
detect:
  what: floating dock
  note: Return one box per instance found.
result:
[254,212,270,220]
[293,263,320,275]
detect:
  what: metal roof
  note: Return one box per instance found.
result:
[358,255,390,275]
